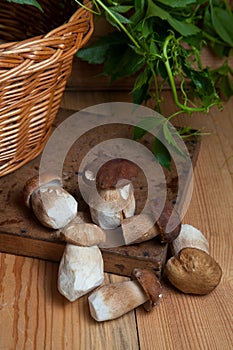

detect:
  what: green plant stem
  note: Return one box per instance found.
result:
[163,34,212,114]
[202,31,226,46]
[94,0,140,49]
[74,0,101,15]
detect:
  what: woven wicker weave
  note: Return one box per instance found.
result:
[0,0,93,176]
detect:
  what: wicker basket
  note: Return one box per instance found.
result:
[0,0,93,177]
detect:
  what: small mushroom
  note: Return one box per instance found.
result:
[82,158,139,229]
[89,183,136,229]
[58,244,104,302]
[23,174,78,229]
[88,268,162,321]
[165,224,222,295]
[121,213,160,245]
[150,199,181,243]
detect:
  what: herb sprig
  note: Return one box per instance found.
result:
[77,0,233,113]
[75,0,232,167]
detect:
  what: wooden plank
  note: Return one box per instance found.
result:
[0,254,139,350]
[67,48,233,92]
[135,95,233,350]
[0,108,200,277]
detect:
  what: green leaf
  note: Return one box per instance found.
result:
[132,68,151,92]
[104,46,145,80]
[105,9,132,28]
[157,0,196,8]
[139,19,155,39]
[130,0,146,24]
[153,137,171,170]
[211,7,233,46]
[76,32,127,65]
[76,39,110,64]
[167,17,200,36]
[211,63,233,100]
[146,1,170,21]
[219,75,233,99]
[163,123,186,158]
[134,0,145,12]
[133,125,148,140]
[183,63,217,101]
[133,116,164,140]
[7,0,43,11]
[146,0,200,36]
[109,5,133,14]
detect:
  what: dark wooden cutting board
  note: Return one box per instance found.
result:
[0,108,200,277]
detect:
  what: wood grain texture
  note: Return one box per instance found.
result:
[1,90,233,349]
[0,254,139,350]
[136,97,233,350]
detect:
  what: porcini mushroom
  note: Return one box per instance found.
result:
[58,244,104,302]
[88,268,162,321]
[23,174,78,229]
[89,159,139,229]
[165,224,222,295]
[150,199,181,243]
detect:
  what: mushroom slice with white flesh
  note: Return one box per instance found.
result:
[60,217,106,247]
[23,174,77,229]
[165,224,222,295]
[58,244,104,302]
[121,213,160,245]
[88,268,162,322]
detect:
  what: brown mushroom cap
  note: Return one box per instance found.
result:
[165,247,222,295]
[96,158,139,190]
[150,200,181,243]
[23,174,62,208]
[132,268,163,311]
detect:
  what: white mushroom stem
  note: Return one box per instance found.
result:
[58,244,104,302]
[31,186,77,229]
[171,224,209,256]
[88,281,147,321]
[89,183,135,229]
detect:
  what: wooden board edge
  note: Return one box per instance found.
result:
[0,231,166,277]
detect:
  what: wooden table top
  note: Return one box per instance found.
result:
[1,89,233,350]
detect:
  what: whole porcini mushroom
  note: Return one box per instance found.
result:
[165,224,222,295]
[58,244,104,302]
[88,268,162,322]
[23,174,78,229]
[89,158,139,229]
